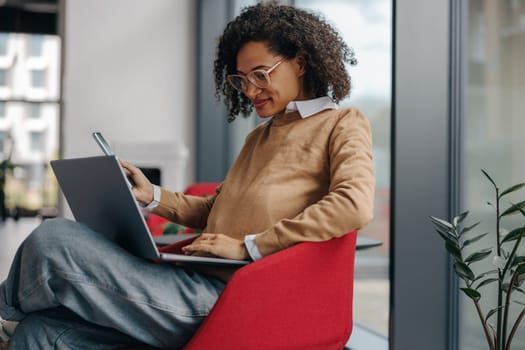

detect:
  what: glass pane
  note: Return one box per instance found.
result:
[2,33,60,218]
[461,1,525,349]
[0,68,7,86]
[29,35,44,57]
[0,131,7,153]
[296,0,392,338]
[30,131,44,152]
[0,33,7,56]
[29,103,41,119]
[30,69,46,88]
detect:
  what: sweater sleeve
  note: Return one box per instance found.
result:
[150,185,222,230]
[255,110,375,256]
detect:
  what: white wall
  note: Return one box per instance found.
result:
[62,0,196,191]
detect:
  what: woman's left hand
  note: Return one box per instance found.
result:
[182,233,250,261]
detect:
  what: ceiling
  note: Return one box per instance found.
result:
[0,0,58,34]
[0,0,57,13]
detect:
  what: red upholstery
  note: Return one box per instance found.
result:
[182,183,220,197]
[183,231,357,350]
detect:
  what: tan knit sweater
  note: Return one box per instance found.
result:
[152,108,374,257]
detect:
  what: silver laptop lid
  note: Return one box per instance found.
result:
[50,155,159,260]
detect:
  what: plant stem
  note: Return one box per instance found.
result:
[505,307,525,350]
[473,295,496,350]
[496,187,503,350]
[467,280,496,350]
[502,268,519,350]
[502,257,525,350]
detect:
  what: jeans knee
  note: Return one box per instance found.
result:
[7,315,52,349]
[22,218,84,265]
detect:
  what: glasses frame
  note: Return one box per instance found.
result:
[226,57,287,92]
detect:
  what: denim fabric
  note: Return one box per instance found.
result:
[0,218,225,349]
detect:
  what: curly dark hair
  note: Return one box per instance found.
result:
[214,1,357,120]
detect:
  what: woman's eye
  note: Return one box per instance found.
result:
[252,71,266,81]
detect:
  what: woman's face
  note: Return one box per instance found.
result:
[235,41,310,118]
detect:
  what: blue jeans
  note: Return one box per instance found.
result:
[0,218,225,349]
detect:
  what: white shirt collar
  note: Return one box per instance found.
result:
[284,96,338,119]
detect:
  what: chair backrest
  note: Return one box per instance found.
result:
[183,183,220,197]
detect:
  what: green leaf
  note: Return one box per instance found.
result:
[430,216,455,232]
[436,229,459,247]
[515,263,525,276]
[465,248,492,265]
[501,201,525,217]
[475,277,499,289]
[436,226,458,241]
[460,221,481,236]
[161,223,186,234]
[461,287,480,301]
[455,262,475,281]
[473,269,498,282]
[511,256,525,268]
[446,242,462,262]
[463,232,489,247]
[514,287,525,296]
[481,169,498,190]
[485,306,504,323]
[501,227,525,244]
[499,183,525,199]
[453,211,469,226]
[503,234,525,276]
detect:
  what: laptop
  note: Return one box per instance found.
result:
[50,155,249,266]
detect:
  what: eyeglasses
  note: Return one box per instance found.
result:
[226,57,287,92]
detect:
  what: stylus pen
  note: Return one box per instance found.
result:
[92,131,135,188]
[92,132,115,156]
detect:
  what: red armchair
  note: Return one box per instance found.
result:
[183,230,357,350]
[139,182,357,349]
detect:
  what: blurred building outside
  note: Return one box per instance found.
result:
[0,32,60,219]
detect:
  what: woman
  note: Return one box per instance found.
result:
[0,2,374,349]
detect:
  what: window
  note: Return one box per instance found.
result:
[296,0,392,341]
[28,103,41,119]
[461,1,525,349]
[0,33,7,56]
[0,69,8,87]
[30,69,46,88]
[30,131,44,152]
[29,35,44,57]
[0,102,5,118]
[0,131,7,154]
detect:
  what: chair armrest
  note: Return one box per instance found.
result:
[157,236,199,254]
[184,231,357,350]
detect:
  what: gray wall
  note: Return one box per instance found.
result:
[61,0,197,191]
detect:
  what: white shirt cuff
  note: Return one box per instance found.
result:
[244,234,263,261]
[145,185,161,210]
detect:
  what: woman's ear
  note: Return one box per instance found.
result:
[295,53,306,77]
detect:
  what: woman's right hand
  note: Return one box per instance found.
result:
[119,160,155,206]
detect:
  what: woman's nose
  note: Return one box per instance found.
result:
[243,82,262,99]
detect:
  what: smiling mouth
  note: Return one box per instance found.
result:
[253,99,269,108]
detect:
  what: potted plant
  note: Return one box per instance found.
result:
[430,170,525,350]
